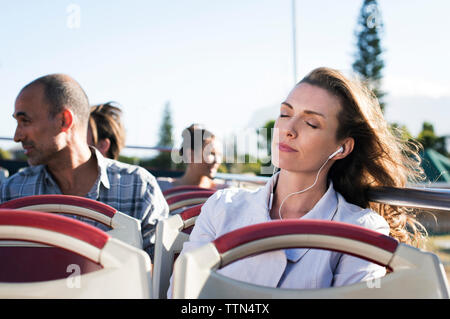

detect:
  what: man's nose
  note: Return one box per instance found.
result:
[13,126,23,143]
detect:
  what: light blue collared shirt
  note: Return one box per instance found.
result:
[169,171,390,296]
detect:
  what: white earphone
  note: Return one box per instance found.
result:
[273,145,344,219]
[328,146,344,159]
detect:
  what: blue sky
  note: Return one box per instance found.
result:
[1,0,449,156]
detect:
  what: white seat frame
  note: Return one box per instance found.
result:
[172,220,450,299]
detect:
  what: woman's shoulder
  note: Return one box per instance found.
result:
[156,176,176,192]
[196,185,268,237]
[200,186,266,220]
[336,193,390,234]
[213,180,231,190]
[156,177,175,187]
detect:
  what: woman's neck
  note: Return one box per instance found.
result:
[270,169,328,220]
[176,167,215,189]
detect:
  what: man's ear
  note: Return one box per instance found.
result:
[60,109,74,132]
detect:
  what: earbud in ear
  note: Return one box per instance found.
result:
[328,146,344,159]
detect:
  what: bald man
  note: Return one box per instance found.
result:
[1,74,169,256]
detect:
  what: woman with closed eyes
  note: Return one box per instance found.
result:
[168,67,426,295]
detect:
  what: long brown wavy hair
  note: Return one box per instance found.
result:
[299,67,427,247]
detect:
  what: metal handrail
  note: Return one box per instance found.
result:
[215,173,269,185]
[215,173,450,212]
[2,136,450,212]
[367,187,450,212]
[0,137,174,153]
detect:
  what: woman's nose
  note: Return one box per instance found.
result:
[279,120,297,139]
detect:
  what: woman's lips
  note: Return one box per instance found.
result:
[278,143,297,152]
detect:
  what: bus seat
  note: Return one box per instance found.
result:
[0,195,142,249]
[153,204,202,299]
[0,209,151,298]
[172,220,450,299]
[166,191,214,214]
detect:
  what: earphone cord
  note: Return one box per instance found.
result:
[278,156,331,220]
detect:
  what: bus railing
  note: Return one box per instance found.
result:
[1,137,449,212]
[367,187,450,212]
[215,173,450,213]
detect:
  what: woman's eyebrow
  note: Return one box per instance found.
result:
[281,102,293,109]
[281,102,326,118]
[304,110,326,118]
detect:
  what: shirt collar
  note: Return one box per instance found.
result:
[42,165,54,182]
[91,146,110,190]
[263,171,338,221]
[263,172,340,263]
[39,147,110,195]
[41,165,61,191]
[300,181,338,221]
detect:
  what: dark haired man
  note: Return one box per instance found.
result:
[1,74,169,256]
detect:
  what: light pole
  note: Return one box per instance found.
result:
[292,0,298,85]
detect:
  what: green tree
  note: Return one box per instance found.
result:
[352,0,386,112]
[118,154,140,165]
[147,102,175,170]
[229,153,263,176]
[416,122,447,156]
[158,101,174,147]
[0,147,12,160]
[390,122,413,141]
[258,119,275,156]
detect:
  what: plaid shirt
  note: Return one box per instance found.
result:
[0,147,169,256]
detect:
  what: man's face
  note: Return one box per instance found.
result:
[13,84,61,166]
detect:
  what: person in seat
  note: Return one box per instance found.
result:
[168,67,427,296]
[157,124,226,192]
[1,74,169,257]
[87,102,125,160]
